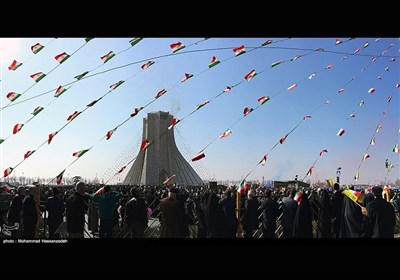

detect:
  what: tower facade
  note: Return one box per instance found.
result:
[123,111,204,186]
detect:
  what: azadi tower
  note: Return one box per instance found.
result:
[123,111,204,186]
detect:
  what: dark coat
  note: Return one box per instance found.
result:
[260,198,279,238]
[7,194,23,224]
[331,190,344,238]
[46,195,65,229]
[204,193,225,238]
[220,195,238,238]
[281,196,298,238]
[339,196,363,238]
[22,194,38,238]
[159,196,185,238]
[242,196,260,232]
[292,194,313,238]
[366,196,396,238]
[66,192,87,234]
[125,197,148,227]
[316,190,332,238]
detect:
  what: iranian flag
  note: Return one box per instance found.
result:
[337,128,345,136]
[335,39,343,45]
[396,84,400,88]
[368,88,375,94]
[13,123,24,134]
[130,37,143,46]
[372,57,377,62]
[31,106,44,116]
[349,77,355,82]
[388,96,392,102]
[116,166,127,174]
[354,48,361,54]
[223,86,232,92]
[262,40,273,46]
[385,66,389,71]
[363,42,369,48]
[303,115,311,120]
[155,89,167,98]
[306,166,314,176]
[48,132,58,144]
[4,167,14,177]
[140,140,153,151]
[163,174,176,185]
[258,96,270,105]
[308,73,316,80]
[101,51,115,63]
[358,100,364,106]
[72,149,89,157]
[30,72,46,82]
[287,84,297,91]
[294,190,303,203]
[259,155,267,166]
[393,144,399,154]
[54,85,67,97]
[348,114,356,119]
[0,139,4,144]
[106,128,117,140]
[233,45,245,56]
[181,73,193,82]
[243,107,253,116]
[291,55,301,61]
[337,89,345,93]
[56,170,65,185]
[191,152,205,162]
[325,64,333,69]
[237,179,250,195]
[31,43,44,54]
[24,150,35,160]
[75,71,89,80]
[319,149,328,156]
[208,56,220,68]
[87,99,100,107]
[279,134,288,144]
[382,50,388,55]
[376,124,383,132]
[110,80,125,90]
[131,107,143,117]
[271,60,284,67]
[390,57,396,62]
[8,60,22,71]
[141,60,154,70]
[362,154,370,161]
[168,118,180,130]
[54,52,70,64]
[196,100,209,110]
[6,92,21,102]
[370,137,375,145]
[170,42,185,53]
[219,129,232,139]
[85,38,94,42]
[67,111,80,122]
[324,100,331,104]
[244,69,256,81]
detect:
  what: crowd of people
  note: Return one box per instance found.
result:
[0,181,399,238]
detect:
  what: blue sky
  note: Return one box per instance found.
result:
[0,37,399,185]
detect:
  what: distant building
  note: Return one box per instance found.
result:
[123,111,204,186]
[273,180,310,189]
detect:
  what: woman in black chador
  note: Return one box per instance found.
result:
[316,189,332,238]
[292,192,313,238]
